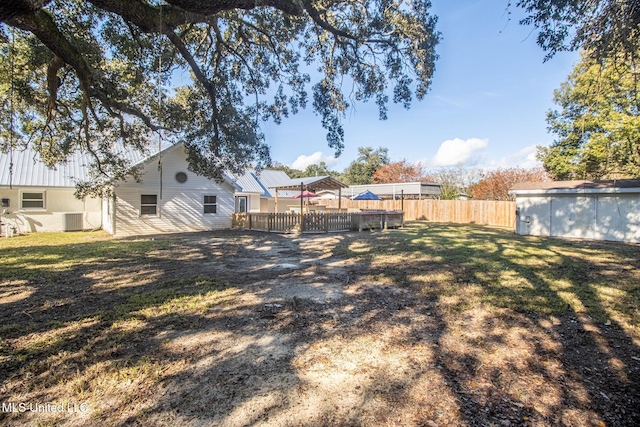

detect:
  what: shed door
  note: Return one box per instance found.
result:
[550,196,595,239]
[596,195,640,242]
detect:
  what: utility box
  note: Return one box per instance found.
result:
[62,213,84,232]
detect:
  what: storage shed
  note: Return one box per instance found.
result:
[509,180,640,243]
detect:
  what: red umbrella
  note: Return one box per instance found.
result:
[292,190,318,198]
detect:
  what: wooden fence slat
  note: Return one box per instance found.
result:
[317,199,515,227]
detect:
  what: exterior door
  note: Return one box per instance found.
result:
[550,196,595,239]
[236,196,247,213]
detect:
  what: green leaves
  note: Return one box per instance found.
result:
[539,46,640,179]
[1,0,439,196]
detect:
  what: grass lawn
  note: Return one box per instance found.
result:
[0,223,638,427]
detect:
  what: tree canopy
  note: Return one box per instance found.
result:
[517,0,640,61]
[341,146,390,185]
[469,167,549,201]
[0,0,439,196]
[538,46,640,180]
[372,159,425,183]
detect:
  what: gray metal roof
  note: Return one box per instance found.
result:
[227,169,265,194]
[252,169,299,197]
[0,145,298,197]
[1,149,91,188]
[343,182,441,198]
[0,146,148,188]
[510,179,640,195]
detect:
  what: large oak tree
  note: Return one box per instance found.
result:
[518,0,640,61]
[0,0,439,196]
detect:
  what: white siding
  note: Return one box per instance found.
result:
[596,195,640,243]
[259,197,300,213]
[0,188,101,233]
[112,146,235,236]
[515,193,640,243]
[516,196,551,236]
[102,196,115,235]
[550,196,596,239]
[248,194,261,213]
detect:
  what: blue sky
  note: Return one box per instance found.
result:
[262,0,580,172]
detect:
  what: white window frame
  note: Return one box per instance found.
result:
[21,191,45,210]
[204,195,217,214]
[140,194,158,216]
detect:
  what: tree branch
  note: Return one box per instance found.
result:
[7,9,161,131]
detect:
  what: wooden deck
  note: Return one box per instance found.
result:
[232,212,404,233]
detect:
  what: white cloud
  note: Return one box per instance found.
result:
[432,138,489,167]
[489,144,541,170]
[290,151,337,170]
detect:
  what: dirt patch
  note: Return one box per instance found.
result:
[0,226,639,426]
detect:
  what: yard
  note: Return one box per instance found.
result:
[0,223,638,427]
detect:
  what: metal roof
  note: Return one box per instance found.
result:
[227,170,265,194]
[509,179,640,194]
[251,169,299,197]
[0,145,298,196]
[1,148,91,188]
[0,146,149,188]
[343,182,441,197]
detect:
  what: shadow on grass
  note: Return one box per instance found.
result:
[0,224,638,426]
[331,222,640,426]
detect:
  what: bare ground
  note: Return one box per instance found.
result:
[0,225,639,426]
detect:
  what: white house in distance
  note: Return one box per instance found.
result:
[342,182,441,200]
[509,179,640,243]
[0,143,295,237]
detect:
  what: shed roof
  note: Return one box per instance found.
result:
[509,179,640,195]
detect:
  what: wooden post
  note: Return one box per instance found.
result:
[338,188,342,212]
[248,213,252,230]
[324,213,329,233]
[300,182,304,213]
[275,189,279,213]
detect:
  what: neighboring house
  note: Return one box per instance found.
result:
[0,143,296,236]
[342,182,441,200]
[509,180,640,243]
[0,149,103,234]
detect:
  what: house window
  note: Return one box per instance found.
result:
[21,192,44,209]
[204,195,217,214]
[140,194,158,216]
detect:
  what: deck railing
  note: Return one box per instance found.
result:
[232,211,404,233]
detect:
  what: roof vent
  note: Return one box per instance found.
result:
[175,172,187,183]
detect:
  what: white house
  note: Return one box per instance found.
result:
[104,143,257,236]
[509,180,640,243]
[0,143,295,236]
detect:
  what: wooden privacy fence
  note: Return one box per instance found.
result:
[318,199,516,228]
[232,212,404,233]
